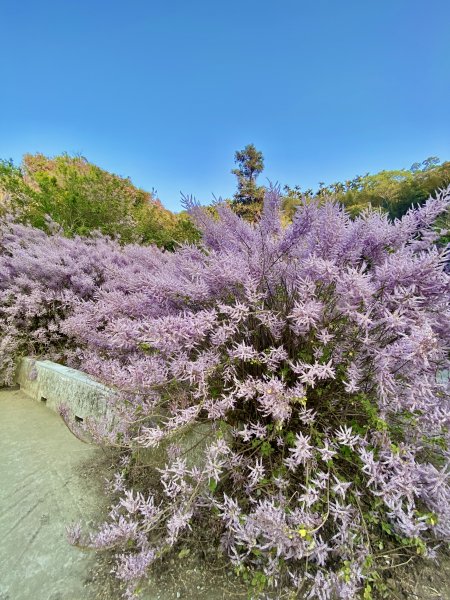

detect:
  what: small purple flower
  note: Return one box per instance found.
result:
[284,432,313,470]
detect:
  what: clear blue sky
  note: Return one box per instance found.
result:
[1,0,449,211]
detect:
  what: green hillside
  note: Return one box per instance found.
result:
[0,153,199,249]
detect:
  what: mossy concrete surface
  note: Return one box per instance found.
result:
[0,388,104,600]
[16,357,115,424]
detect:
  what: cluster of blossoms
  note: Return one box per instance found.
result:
[1,186,450,598]
[0,219,164,385]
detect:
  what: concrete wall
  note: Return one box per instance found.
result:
[15,357,226,489]
[16,357,116,424]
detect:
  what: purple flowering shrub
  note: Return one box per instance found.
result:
[2,187,450,598]
[0,218,163,385]
[61,187,450,599]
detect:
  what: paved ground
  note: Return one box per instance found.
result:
[0,389,246,600]
[0,388,104,600]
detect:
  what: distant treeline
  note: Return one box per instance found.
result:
[1,151,449,248]
[282,156,450,221]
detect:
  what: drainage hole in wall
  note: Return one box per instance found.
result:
[40,396,47,403]
[75,415,84,423]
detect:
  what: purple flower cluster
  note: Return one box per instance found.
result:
[1,186,449,598]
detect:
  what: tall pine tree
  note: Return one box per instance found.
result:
[232,144,265,205]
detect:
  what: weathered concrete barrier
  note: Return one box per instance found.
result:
[16,357,116,424]
[15,357,226,481]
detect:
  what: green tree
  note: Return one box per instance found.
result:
[232,144,265,205]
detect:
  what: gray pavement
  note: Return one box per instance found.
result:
[0,389,104,600]
[0,389,248,600]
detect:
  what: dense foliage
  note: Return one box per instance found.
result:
[1,187,449,599]
[283,158,450,223]
[0,154,199,248]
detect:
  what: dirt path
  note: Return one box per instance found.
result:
[0,388,105,600]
